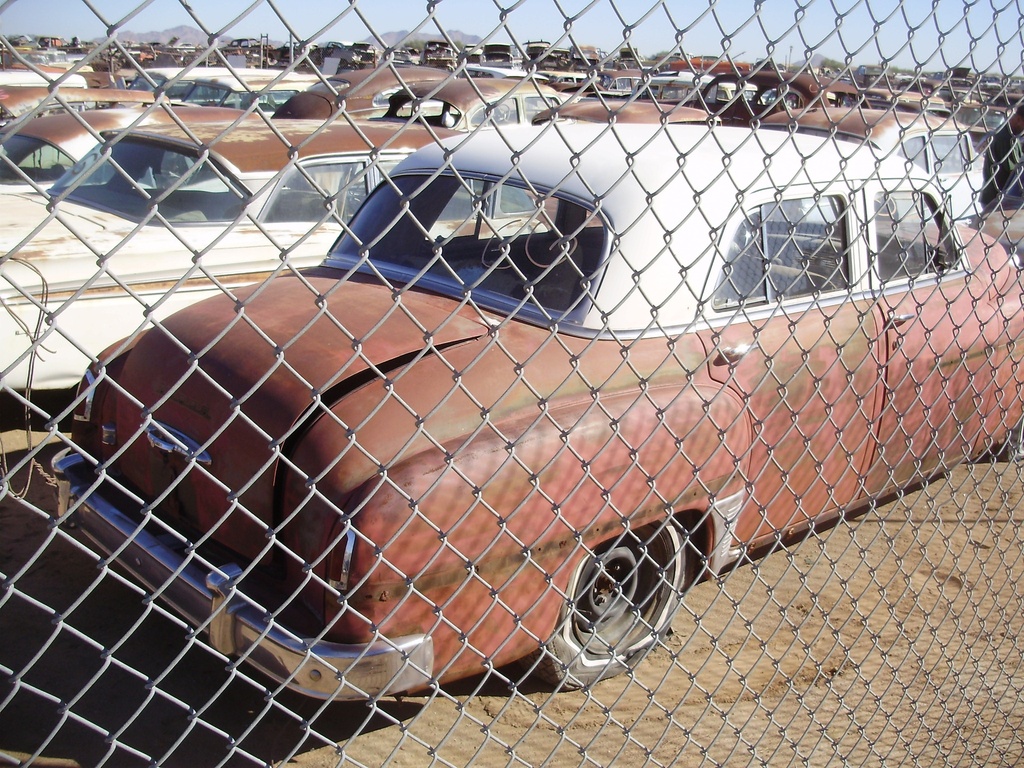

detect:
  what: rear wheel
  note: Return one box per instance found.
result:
[529,518,691,688]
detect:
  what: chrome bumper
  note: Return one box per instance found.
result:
[52,448,434,700]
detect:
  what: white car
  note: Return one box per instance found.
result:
[176,71,323,115]
[0,117,448,390]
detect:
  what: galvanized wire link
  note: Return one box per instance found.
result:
[3,0,1024,766]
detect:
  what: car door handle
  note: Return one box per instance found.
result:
[888,312,916,328]
[713,342,755,366]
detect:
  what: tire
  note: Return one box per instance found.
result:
[528,518,691,689]
[998,419,1024,463]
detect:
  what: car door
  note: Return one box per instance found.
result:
[863,188,998,492]
[701,190,887,546]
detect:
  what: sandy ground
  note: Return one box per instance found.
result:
[3,421,1024,767]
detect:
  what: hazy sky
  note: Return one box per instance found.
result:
[1,0,1022,74]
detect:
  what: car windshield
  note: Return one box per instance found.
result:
[50,137,249,223]
[330,173,608,320]
[0,134,76,184]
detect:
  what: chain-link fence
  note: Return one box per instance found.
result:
[3,1,1024,765]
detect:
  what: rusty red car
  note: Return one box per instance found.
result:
[54,123,1024,700]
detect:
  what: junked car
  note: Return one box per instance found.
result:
[696,69,861,125]
[176,70,322,115]
[273,66,448,119]
[1,117,449,390]
[53,124,1024,699]
[760,107,983,221]
[0,104,245,189]
[381,78,564,129]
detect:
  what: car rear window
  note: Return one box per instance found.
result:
[0,135,75,184]
[331,173,607,319]
[51,137,249,223]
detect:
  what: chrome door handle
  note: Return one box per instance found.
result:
[889,312,916,327]
[714,342,754,366]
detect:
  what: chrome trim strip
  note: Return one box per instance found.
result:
[330,528,357,594]
[52,449,434,700]
[75,368,98,423]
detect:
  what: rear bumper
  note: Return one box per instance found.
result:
[52,448,434,700]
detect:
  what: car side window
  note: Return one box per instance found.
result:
[522,96,555,124]
[714,195,849,308]
[900,136,929,171]
[0,137,75,183]
[262,161,365,224]
[930,134,968,175]
[50,139,247,223]
[872,191,958,283]
[182,83,230,107]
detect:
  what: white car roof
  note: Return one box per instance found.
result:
[392,124,934,332]
[398,123,917,229]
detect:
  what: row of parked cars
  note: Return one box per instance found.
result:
[4,62,1023,699]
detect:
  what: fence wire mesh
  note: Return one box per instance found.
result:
[3,0,1024,766]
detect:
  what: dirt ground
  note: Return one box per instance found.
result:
[3,422,1024,767]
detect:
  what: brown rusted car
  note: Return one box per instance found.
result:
[273,66,449,119]
[695,69,861,125]
[54,124,1024,700]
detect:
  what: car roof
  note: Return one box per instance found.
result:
[119,117,454,174]
[400,123,912,217]
[402,77,561,106]
[390,124,930,332]
[533,99,710,125]
[759,107,970,149]
[5,105,246,160]
[184,71,322,91]
[319,65,446,92]
[130,66,239,83]
[0,86,156,113]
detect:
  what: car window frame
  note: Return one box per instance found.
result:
[257,152,405,225]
